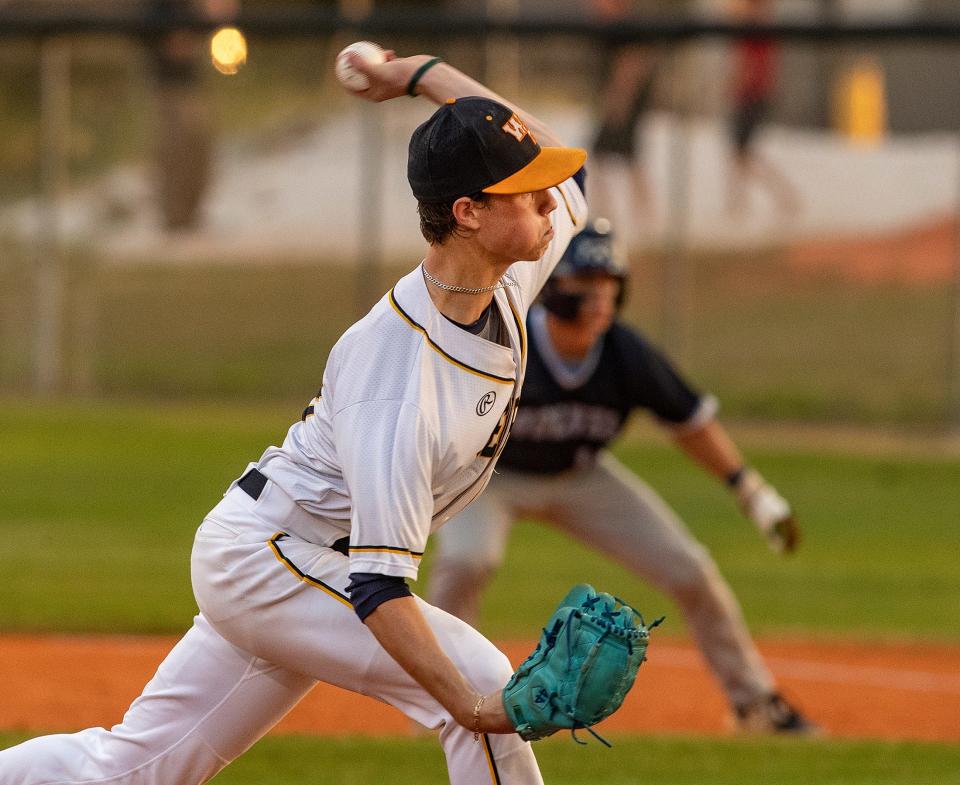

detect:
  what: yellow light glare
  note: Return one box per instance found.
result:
[210,26,247,76]
[833,58,887,146]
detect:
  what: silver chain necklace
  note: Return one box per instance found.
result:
[422,264,517,294]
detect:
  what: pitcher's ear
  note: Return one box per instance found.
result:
[451,195,486,231]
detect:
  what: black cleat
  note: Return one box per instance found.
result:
[735,693,821,735]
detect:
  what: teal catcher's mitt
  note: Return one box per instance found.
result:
[502,584,663,746]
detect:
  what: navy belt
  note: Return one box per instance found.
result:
[237,469,349,557]
[237,468,268,501]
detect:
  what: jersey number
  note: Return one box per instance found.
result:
[301,388,322,421]
[479,399,518,458]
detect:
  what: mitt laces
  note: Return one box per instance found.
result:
[555,602,666,746]
[520,597,667,748]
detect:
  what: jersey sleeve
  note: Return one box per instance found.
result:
[333,399,437,580]
[619,327,715,429]
[510,171,588,306]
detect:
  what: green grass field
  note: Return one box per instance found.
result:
[0,400,957,640]
[1,732,958,785]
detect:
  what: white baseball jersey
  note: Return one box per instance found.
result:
[256,176,586,580]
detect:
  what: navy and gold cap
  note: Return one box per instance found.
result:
[407,96,587,202]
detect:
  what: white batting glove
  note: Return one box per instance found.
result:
[732,468,800,554]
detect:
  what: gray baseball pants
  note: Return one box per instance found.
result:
[429,451,775,709]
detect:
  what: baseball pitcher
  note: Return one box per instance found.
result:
[0,49,588,785]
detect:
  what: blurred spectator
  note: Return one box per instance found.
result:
[588,0,659,230]
[727,0,800,218]
[146,0,238,231]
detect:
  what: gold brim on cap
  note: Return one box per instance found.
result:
[482,146,588,195]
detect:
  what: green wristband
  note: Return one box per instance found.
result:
[406,57,442,97]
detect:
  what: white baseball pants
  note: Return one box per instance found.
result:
[0,481,542,785]
[429,451,775,708]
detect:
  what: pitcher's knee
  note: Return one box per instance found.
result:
[464,646,515,695]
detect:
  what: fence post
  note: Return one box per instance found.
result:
[660,47,694,360]
[338,0,383,313]
[356,100,385,313]
[946,135,960,431]
[33,36,71,396]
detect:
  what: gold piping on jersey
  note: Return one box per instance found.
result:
[505,298,526,365]
[348,545,424,561]
[482,734,502,785]
[389,289,515,385]
[268,532,352,608]
[557,186,578,227]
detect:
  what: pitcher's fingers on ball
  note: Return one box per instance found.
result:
[335,40,386,91]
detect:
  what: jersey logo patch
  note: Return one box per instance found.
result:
[476,391,497,416]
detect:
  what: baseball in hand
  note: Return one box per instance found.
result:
[335,41,386,90]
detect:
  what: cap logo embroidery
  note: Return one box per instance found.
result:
[502,113,535,144]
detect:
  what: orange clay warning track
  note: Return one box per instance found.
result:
[1,635,958,742]
[787,215,959,285]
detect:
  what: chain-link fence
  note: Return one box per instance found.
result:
[2,3,959,428]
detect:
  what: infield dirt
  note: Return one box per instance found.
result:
[2,635,957,742]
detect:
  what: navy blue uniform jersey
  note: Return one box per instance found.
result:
[499,306,713,474]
